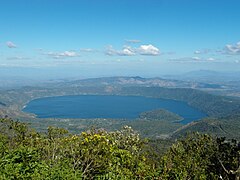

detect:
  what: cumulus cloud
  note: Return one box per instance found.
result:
[194,49,211,55]
[192,57,216,61]
[60,51,78,57]
[105,46,136,56]
[225,41,240,54]
[105,44,160,56]
[46,51,79,59]
[194,50,201,54]
[207,57,215,61]
[121,47,135,56]
[138,44,160,56]
[105,46,116,56]
[6,41,17,48]
[192,56,201,61]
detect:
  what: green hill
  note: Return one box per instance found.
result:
[172,114,240,140]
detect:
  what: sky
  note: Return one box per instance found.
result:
[0,0,240,79]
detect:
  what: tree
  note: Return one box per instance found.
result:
[213,138,240,180]
[158,133,218,179]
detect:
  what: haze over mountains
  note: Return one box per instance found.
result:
[1,68,239,87]
[1,69,240,100]
[166,70,240,83]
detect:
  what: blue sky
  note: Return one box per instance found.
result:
[0,0,240,78]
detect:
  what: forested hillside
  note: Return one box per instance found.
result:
[0,118,239,179]
[118,86,240,117]
[172,114,240,140]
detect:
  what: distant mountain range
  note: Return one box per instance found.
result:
[54,76,224,90]
[1,68,239,89]
[165,70,240,83]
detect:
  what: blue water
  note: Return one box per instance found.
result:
[23,95,207,124]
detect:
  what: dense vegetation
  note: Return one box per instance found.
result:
[0,118,239,179]
[139,109,183,122]
[118,86,240,117]
[172,113,240,140]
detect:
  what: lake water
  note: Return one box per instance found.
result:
[23,95,207,124]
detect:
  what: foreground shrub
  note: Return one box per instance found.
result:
[0,118,239,179]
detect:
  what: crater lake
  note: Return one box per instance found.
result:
[23,95,207,124]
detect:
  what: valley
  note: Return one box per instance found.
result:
[1,76,240,140]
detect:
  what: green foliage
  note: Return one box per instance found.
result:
[158,133,217,179]
[0,146,48,179]
[172,115,240,140]
[139,108,183,121]
[0,118,240,179]
[157,133,240,180]
[212,137,240,179]
[47,126,69,140]
[0,119,151,179]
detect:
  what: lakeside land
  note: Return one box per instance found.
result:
[1,76,240,140]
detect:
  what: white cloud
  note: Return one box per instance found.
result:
[105,46,115,56]
[138,44,160,56]
[121,46,136,56]
[171,56,217,63]
[105,46,135,56]
[46,51,79,59]
[194,50,201,54]
[225,41,240,54]
[194,49,211,55]
[207,57,215,61]
[105,44,160,56]
[125,39,141,43]
[59,51,77,57]
[235,60,240,63]
[6,41,17,48]
[192,57,215,61]
[192,56,201,61]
